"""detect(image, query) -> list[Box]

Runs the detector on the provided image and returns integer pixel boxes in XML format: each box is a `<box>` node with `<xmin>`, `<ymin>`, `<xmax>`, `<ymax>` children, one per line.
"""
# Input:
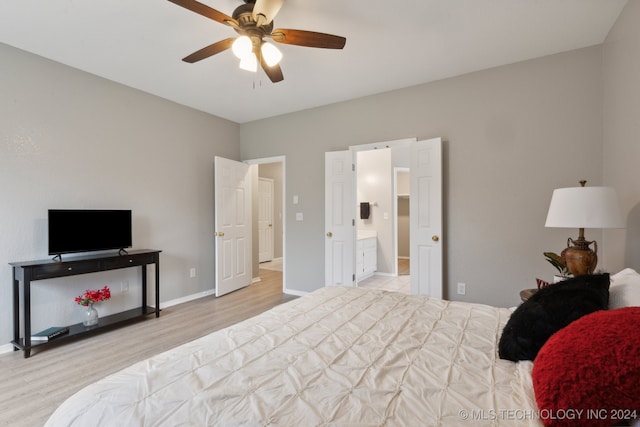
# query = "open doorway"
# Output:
<box><xmin>324</xmin><ymin>137</ymin><xmax>442</xmax><ymax>298</ymax></box>
<box><xmin>353</xmin><ymin>144</ymin><xmax>411</xmax><ymax>294</ymax></box>
<box><xmin>246</xmin><ymin>156</ymin><xmax>285</xmax><ymax>293</ymax></box>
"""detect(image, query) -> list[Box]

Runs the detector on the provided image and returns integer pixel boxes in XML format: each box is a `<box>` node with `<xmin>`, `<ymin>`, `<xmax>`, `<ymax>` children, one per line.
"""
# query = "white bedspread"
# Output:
<box><xmin>46</xmin><ymin>287</ymin><xmax>540</xmax><ymax>426</ymax></box>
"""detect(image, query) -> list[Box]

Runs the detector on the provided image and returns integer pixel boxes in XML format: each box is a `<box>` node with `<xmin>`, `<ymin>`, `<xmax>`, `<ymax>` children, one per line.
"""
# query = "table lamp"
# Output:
<box><xmin>545</xmin><ymin>180</ymin><xmax>624</xmax><ymax>276</ymax></box>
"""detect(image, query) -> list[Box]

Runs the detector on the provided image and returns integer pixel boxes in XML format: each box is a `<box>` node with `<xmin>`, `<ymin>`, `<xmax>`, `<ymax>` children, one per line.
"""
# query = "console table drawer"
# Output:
<box><xmin>101</xmin><ymin>253</ymin><xmax>156</xmax><ymax>270</ymax></box>
<box><xmin>32</xmin><ymin>261</ymin><xmax>102</xmax><ymax>279</ymax></box>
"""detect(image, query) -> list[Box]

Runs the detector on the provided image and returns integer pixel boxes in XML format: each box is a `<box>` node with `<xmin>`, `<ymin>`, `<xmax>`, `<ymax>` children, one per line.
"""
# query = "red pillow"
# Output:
<box><xmin>532</xmin><ymin>307</ymin><xmax>640</xmax><ymax>427</ymax></box>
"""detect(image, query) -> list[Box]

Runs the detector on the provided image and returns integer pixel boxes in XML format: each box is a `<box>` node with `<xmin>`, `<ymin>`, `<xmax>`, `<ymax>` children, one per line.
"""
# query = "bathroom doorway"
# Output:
<box><xmin>353</xmin><ymin>145</ymin><xmax>411</xmax><ymax>294</ymax></box>
<box><xmin>325</xmin><ymin>137</ymin><xmax>442</xmax><ymax>298</ymax></box>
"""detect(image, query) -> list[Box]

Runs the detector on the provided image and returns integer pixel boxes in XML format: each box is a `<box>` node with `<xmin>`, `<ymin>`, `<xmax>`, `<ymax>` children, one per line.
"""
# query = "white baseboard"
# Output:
<box><xmin>0</xmin><ymin>343</ymin><xmax>16</xmax><ymax>355</ymax></box>
<box><xmin>374</xmin><ymin>272</ymin><xmax>397</xmax><ymax>278</ymax></box>
<box><xmin>283</xmin><ymin>288</ymin><xmax>308</xmax><ymax>297</ymax></box>
<box><xmin>159</xmin><ymin>289</ymin><xmax>216</xmax><ymax>309</ymax></box>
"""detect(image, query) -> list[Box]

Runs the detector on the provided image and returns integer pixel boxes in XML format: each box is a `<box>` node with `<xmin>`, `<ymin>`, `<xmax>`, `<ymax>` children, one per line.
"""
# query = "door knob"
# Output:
<box><xmin>269</xmin><ymin>224</ymin><xmax>273</xmax><ymax>227</ymax></box>
<box><xmin>218</xmin><ymin>231</ymin><xmax>225</xmax><ymax>237</ymax></box>
<box><xmin>432</xmin><ymin>235</ymin><xmax>439</xmax><ymax>242</ymax></box>
<box><xmin>326</xmin><ymin>232</ymin><xmax>333</xmax><ymax>237</ymax></box>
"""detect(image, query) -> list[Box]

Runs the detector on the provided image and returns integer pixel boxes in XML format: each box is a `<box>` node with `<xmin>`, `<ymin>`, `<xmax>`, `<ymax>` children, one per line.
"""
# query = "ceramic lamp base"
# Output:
<box><xmin>562</xmin><ymin>237</ymin><xmax>597</xmax><ymax>276</ymax></box>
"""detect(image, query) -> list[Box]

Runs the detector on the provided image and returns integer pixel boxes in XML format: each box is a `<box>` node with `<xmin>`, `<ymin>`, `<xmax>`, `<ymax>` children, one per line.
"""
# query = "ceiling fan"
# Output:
<box><xmin>168</xmin><ymin>0</ymin><xmax>347</xmax><ymax>83</ymax></box>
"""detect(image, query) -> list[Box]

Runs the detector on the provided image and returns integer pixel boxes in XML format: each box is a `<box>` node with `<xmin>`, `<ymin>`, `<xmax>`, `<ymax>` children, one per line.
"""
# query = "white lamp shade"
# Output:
<box><xmin>232</xmin><ymin>36</ymin><xmax>253</xmax><ymax>59</ymax></box>
<box><xmin>545</xmin><ymin>186</ymin><xmax>624</xmax><ymax>229</ymax></box>
<box><xmin>252</xmin><ymin>0</ymin><xmax>284</xmax><ymax>26</ymax></box>
<box><xmin>239</xmin><ymin>52</ymin><xmax>258</xmax><ymax>72</ymax></box>
<box><xmin>261</xmin><ymin>42</ymin><xmax>282</xmax><ymax>67</ymax></box>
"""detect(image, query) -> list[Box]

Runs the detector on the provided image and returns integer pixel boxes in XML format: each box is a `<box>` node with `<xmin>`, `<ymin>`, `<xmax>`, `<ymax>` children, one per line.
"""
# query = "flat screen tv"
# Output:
<box><xmin>48</xmin><ymin>209</ymin><xmax>132</xmax><ymax>257</ymax></box>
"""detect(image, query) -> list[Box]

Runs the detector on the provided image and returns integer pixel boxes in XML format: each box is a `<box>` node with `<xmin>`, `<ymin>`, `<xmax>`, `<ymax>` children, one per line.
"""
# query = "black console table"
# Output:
<box><xmin>10</xmin><ymin>249</ymin><xmax>161</xmax><ymax>358</ymax></box>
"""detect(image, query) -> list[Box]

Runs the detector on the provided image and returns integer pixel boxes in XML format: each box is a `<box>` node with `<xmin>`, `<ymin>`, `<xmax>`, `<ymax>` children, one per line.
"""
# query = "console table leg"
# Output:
<box><xmin>24</xmin><ymin>277</ymin><xmax>32</xmax><ymax>357</ymax></box>
<box><xmin>141</xmin><ymin>265</ymin><xmax>147</xmax><ymax>315</ymax></box>
<box><xmin>155</xmin><ymin>259</ymin><xmax>160</xmax><ymax>318</ymax></box>
<box><xmin>12</xmin><ymin>269</ymin><xmax>20</xmax><ymax>347</ymax></box>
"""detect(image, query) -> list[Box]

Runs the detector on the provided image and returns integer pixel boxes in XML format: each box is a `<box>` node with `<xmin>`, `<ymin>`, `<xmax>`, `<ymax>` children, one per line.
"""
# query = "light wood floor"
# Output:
<box><xmin>0</xmin><ymin>269</ymin><xmax>293</xmax><ymax>427</ymax></box>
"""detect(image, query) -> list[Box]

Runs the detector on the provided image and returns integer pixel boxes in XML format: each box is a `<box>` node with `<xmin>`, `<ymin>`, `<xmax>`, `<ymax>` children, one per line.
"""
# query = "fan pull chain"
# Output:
<box><xmin>251</xmin><ymin>78</ymin><xmax>264</xmax><ymax>90</ymax></box>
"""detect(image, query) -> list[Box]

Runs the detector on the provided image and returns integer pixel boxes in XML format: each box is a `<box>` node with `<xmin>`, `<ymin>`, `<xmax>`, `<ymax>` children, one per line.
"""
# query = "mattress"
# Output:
<box><xmin>45</xmin><ymin>286</ymin><xmax>540</xmax><ymax>426</ymax></box>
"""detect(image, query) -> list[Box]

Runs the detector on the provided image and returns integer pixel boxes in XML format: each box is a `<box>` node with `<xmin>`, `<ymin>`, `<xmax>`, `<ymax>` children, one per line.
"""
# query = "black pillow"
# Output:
<box><xmin>498</xmin><ymin>273</ymin><xmax>610</xmax><ymax>362</ymax></box>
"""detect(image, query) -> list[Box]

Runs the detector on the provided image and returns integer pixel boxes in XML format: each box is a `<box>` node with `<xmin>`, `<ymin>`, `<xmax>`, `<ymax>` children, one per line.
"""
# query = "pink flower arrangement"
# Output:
<box><xmin>75</xmin><ymin>286</ymin><xmax>111</xmax><ymax>306</ymax></box>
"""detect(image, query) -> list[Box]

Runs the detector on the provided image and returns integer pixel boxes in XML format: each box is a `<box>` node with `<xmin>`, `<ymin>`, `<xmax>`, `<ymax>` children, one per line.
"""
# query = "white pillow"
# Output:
<box><xmin>609</xmin><ymin>268</ymin><xmax>640</xmax><ymax>308</ymax></box>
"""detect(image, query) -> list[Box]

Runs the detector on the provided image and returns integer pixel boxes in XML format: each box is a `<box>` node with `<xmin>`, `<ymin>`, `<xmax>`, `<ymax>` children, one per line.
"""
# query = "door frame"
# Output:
<box><xmin>245</xmin><ymin>155</ymin><xmax>286</xmax><ymax>293</ymax></box>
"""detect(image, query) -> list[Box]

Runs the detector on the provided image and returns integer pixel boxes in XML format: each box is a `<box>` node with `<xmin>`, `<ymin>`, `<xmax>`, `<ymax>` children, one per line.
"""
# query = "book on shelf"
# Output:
<box><xmin>31</xmin><ymin>326</ymin><xmax>70</xmax><ymax>342</ymax></box>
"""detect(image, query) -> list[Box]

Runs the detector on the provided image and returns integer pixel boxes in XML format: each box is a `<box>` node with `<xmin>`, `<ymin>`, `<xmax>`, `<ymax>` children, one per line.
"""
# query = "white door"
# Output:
<box><xmin>410</xmin><ymin>138</ymin><xmax>443</xmax><ymax>298</ymax></box>
<box><xmin>325</xmin><ymin>150</ymin><xmax>354</xmax><ymax>286</ymax></box>
<box><xmin>214</xmin><ymin>156</ymin><xmax>252</xmax><ymax>297</ymax></box>
<box><xmin>258</xmin><ymin>177</ymin><xmax>274</xmax><ymax>263</ymax></box>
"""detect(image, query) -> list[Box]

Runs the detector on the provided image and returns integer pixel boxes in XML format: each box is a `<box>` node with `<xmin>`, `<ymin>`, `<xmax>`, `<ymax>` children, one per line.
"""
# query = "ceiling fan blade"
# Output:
<box><xmin>271</xmin><ymin>29</ymin><xmax>346</xmax><ymax>49</ymax></box>
<box><xmin>252</xmin><ymin>0</ymin><xmax>284</xmax><ymax>26</ymax></box>
<box><xmin>182</xmin><ymin>38</ymin><xmax>235</xmax><ymax>63</ymax></box>
<box><xmin>260</xmin><ymin>57</ymin><xmax>284</xmax><ymax>83</ymax></box>
<box><xmin>167</xmin><ymin>0</ymin><xmax>238</xmax><ymax>27</ymax></box>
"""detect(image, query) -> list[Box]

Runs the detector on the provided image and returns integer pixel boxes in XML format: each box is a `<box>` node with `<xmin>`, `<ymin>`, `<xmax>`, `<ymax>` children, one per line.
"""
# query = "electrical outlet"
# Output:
<box><xmin>121</xmin><ymin>281</ymin><xmax>129</xmax><ymax>293</ymax></box>
<box><xmin>457</xmin><ymin>282</ymin><xmax>466</xmax><ymax>295</ymax></box>
<box><xmin>190</xmin><ymin>268</ymin><xmax>196</xmax><ymax>278</ymax></box>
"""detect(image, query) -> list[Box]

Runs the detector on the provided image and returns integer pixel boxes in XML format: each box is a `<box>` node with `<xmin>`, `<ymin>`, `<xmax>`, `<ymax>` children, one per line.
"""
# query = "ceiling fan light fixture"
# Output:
<box><xmin>232</xmin><ymin>35</ymin><xmax>253</xmax><ymax>59</ymax></box>
<box><xmin>239</xmin><ymin>52</ymin><xmax>258</xmax><ymax>72</ymax></box>
<box><xmin>261</xmin><ymin>42</ymin><xmax>282</xmax><ymax>67</ymax></box>
<box><xmin>254</xmin><ymin>13</ymin><xmax>267</xmax><ymax>28</ymax></box>
<box><xmin>169</xmin><ymin>0</ymin><xmax>347</xmax><ymax>83</ymax></box>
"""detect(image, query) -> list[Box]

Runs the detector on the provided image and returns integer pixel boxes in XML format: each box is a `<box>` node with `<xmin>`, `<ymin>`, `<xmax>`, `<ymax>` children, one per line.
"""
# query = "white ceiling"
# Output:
<box><xmin>0</xmin><ymin>0</ymin><xmax>628</xmax><ymax>124</ymax></box>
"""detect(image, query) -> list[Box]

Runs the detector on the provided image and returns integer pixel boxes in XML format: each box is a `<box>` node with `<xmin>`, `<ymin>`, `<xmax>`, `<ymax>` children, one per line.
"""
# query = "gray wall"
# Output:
<box><xmin>0</xmin><ymin>42</ymin><xmax>239</xmax><ymax>346</ymax></box>
<box><xmin>241</xmin><ymin>45</ymin><xmax>605</xmax><ymax>307</ymax></box>
<box><xmin>602</xmin><ymin>0</ymin><xmax>640</xmax><ymax>273</ymax></box>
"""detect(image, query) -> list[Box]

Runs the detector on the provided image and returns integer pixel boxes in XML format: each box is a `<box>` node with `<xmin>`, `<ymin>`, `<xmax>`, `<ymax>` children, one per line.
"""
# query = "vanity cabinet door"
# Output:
<box><xmin>362</xmin><ymin>238</ymin><xmax>377</xmax><ymax>276</ymax></box>
<box><xmin>356</xmin><ymin>240</ymin><xmax>364</xmax><ymax>278</ymax></box>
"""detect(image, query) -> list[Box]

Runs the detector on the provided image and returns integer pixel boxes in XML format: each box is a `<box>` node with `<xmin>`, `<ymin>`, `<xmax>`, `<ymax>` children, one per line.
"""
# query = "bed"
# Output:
<box><xmin>45</xmin><ymin>271</ymin><xmax>640</xmax><ymax>427</ymax></box>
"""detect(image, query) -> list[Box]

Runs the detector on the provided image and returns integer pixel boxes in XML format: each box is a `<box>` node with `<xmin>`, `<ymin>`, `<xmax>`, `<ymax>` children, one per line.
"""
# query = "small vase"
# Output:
<box><xmin>83</xmin><ymin>303</ymin><xmax>99</xmax><ymax>327</ymax></box>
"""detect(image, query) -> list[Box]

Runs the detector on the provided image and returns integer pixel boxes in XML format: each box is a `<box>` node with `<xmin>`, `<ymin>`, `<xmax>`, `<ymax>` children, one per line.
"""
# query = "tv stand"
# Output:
<box><xmin>10</xmin><ymin>249</ymin><xmax>161</xmax><ymax>358</ymax></box>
